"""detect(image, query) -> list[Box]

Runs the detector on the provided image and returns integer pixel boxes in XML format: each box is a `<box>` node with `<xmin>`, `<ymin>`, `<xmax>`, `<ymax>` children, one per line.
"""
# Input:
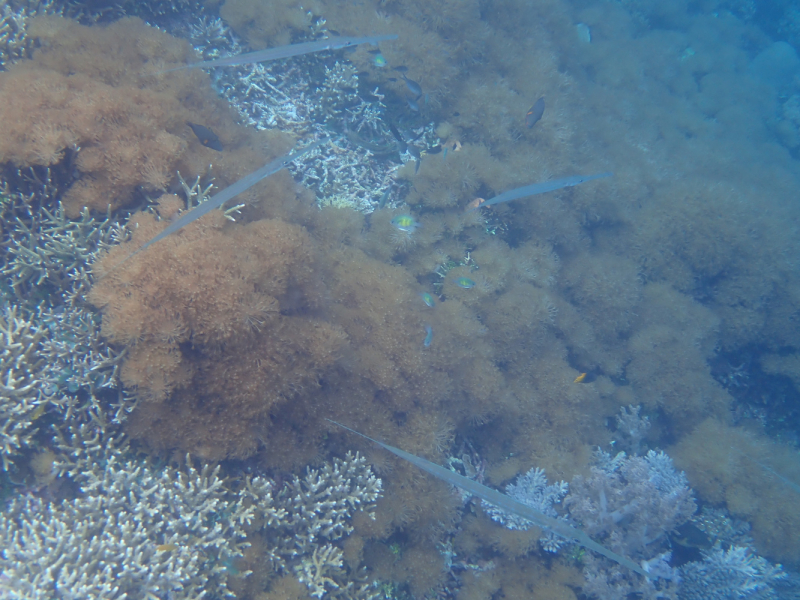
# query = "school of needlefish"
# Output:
<box><xmin>105</xmin><ymin>32</ymin><xmax>637</xmax><ymax>576</ymax></box>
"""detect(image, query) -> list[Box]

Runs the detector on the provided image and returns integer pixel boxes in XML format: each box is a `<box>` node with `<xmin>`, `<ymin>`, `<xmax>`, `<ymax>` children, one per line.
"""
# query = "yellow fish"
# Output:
<box><xmin>30</xmin><ymin>403</ymin><xmax>46</xmax><ymax>421</ymax></box>
<box><xmin>574</xmin><ymin>373</ymin><xmax>587</xmax><ymax>383</ymax></box>
<box><xmin>156</xmin><ymin>544</ymin><xmax>178</xmax><ymax>552</ymax></box>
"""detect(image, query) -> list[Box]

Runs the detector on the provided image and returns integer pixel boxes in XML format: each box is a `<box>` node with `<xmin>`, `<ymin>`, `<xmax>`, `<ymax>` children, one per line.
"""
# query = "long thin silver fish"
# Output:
<box><xmin>468</xmin><ymin>172</ymin><xmax>613</xmax><ymax>211</ymax></box>
<box><xmin>104</xmin><ymin>139</ymin><xmax>325</xmax><ymax>273</ymax></box>
<box><xmin>327</xmin><ymin>419</ymin><xmax>647</xmax><ymax>577</ymax></box>
<box><xmin>162</xmin><ymin>35</ymin><xmax>399</xmax><ymax>73</ymax></box>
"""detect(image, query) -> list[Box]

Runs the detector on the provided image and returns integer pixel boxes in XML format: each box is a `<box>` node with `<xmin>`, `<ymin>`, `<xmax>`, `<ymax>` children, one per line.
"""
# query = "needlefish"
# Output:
<box><xmin>105</xmin><ymin>139</ymin><xmax>326</xmax><ymax>273</ymax></box>
<box><xmin>161</xmin><ymin>35</ymin><xmax>398</xmax><ymax>73</ymax></box>
<box><xmin>326</xmin><ymin>419</ymin><xmax>647</xmax><ymax>577</ymax></box>
<box><xmin>466</xmin><ymin>172</ymin><xmax>613</xmax><ymax>212</ymax></box>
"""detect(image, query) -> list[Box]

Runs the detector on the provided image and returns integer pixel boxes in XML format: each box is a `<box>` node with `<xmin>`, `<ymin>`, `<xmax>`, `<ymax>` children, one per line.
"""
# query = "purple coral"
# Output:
<box><xmin>566</xmin><ymin>450</ymin><xmax>695</xmax><ymax>555</ymax></box>
<box><xmin>564</xmin><ymin>449</ymin><xmax>695</xmax><ymax>600</ymax></box>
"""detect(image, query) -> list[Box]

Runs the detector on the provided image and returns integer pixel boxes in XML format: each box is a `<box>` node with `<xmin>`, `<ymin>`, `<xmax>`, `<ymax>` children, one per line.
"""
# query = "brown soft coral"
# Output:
<box><xmin>0</xmin><ymin>15</ymin><xmax>277</xmax><ymax>217</ymax></box>
<box><xmin>89</xmin><ymin>197</ymin><xmax>346</xmax><ymax>458</ymax></box>
<box><xmin>220</xmin><ymin>0</ymin><xmax>321</xmax><ymax>48</ymax></box>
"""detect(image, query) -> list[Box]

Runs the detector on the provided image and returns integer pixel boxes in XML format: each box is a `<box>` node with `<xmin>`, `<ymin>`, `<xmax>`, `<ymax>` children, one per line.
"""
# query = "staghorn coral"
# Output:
<box><xmin>255</xmin><ymin>453</ymin><xmax>382</xmax><ymax>600</ymax></box>
<box><xmin>1</xmin><ymin>424</ymin><xmax>382</xmax><ymax>600</ymax></box>
<box><xmin>1</xmin><ymin>199</ymin><xmax>124</xmax><ymax>297</ymax></box>
<box><xmin>1</xmin><ymin>425</ymin><xmax>260</xmax><ymax>599</ymax></box>
<box><xmin>0</xmin><ymin>299</ymin><xmax>127</xmax><ymax>471</ymax></box>
<box><xmin>0</xmin><ymin>304</ymin><xmax>45</xmax><ymax>469</ymax></box>
<box><xmin>0</xmin><ymin>0</ymin><xmax>58</xmax><ymax>70</ymax></box>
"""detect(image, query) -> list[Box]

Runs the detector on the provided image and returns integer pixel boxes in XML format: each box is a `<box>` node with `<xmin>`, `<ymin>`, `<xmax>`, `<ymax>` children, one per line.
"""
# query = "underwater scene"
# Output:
<box><xmin>4</xmin><ymin>0</ymin><xmax>800</xmax><ymax>598</ymax></box>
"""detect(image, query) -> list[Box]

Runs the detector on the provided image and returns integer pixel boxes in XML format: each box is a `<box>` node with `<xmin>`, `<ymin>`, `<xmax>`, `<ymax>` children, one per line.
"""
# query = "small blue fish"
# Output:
<box><xmin>526</xmin><ymin>97</ymin><xmax>545</xmax><ymax>129</ymax></box>
<box><xmin>419</xmin><ymin>292</ymin><xmax>436</xmax><ymax>307</ymax></box>
<box><xmin>391</xmin><ymin>214</ymin><xmax>420</xmax><ymax>232</ymax></box>
<box><xmin>456</xmin><ymin>277</ymin><xmax>475</xmax><ymax>289</ymax></box>
<box><xmin>423</xmin><ymin>324</ymin><xmax>433</xmax><ymax>347</ymax></box>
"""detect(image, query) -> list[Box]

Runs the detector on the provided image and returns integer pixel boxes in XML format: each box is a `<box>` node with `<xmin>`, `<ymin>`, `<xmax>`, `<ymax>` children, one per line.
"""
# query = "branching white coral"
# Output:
<box><xmin>1</xmin><ymin>201</ymin><xmax>124</xmax><ymax>295</ymax></box>
<box><xmin>679</xmin><ymin>545</ymin><xmax>786</xmax><ymax>600</ymax></box>
<box><xmin>482</xmin><ymin>466</ymin><xmax>569</xmax><ymax>552</ymax></box>
<box><xmin>294</xmin><ymin>544</ymin><xmax>344</xmax><ymax>598</ymax></box>
<box><xmin>280</xmin><ymin>451</ymin><xmax>382</xmax><ymax>553</ymax></box>
<box><xmin>1</xmin><ymin>425</ymin><xmax>256</xmax><ymax>599</ymax></box>
<box><xmin>1</xmin><ymin>427</ymin><xmax>382</xmax><ymax>600</ymax></box>
<box><xmin>0</xmin><ymin>304</ymin><xmax>44</xmax><ymax>469</ymax></box>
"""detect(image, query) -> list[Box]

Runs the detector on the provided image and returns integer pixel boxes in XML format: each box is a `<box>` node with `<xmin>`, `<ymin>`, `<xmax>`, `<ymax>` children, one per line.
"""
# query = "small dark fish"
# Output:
<box><xmin>392</xmin><ymin>65</ymin><xmax>409</xmax><ymax>73</ymax></box>
<box><xmin>377</xmin><ymin>187</ymin><xmax>391</xmax><ymax>209</ymax></box>
<box><xmin>400</xmin><ymin>73</ymin><xmax>422</xmax><ymax>97</ymax></box>
<box><xmin>328</xmin><ymin>29</ymin><xmax>341</xmax><ymax>36</ymax></box>
<box><xmin>187</xmin><ymin>122</ymin><xmax>224</xmax><ymax>151</ymax></box>
<box><xmin>406</xmin><ymin>96</ymin><xmax>420</xmax><ymax>112</ymax></box>
<box><xmin>670</xmin><ymin>522</ymin><xmax>712</xmax><ymax>551</ymax></box>
<box><xmin>526</xmin><ymin>97</ymin><xmax>545</xmax><ymax>128</ymax></box>
<box><xmin>426</xmin><ymin>145</ymin><xmax>442</xmax><ymax>155</ymax></box>
<box><xmin>385</xmin><ymin>120</ymin><xmax>407</xmax><ymax>152</ymax></box>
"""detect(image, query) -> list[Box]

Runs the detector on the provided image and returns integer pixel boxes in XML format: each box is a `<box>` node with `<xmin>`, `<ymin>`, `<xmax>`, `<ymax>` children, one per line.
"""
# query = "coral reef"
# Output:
<box><xmin>187</xmin><ymin>12</ymin><xmax>409</xmax><ymax>213</ymax></box>
<box><xmin>1</xmin><ymin>425</ymin><xmax>258</xmax><ymax>599</ymax></box>
<box><xmin>0</xmin><ymin>425</ymin><xmax>382</xmax><ymax>600</ymax></box>
<box><xmin>0</xmin><ymin>304</ymin><xmax>45</xmax><ymax>469</ymax></box>
<box><xmin>0</xmin><ymin>198</ymin><xmax>122</xmax><ymax>297</ymax></box>
<box><xmin>679</xmin><ymin>546</ymin><xmax>785</xmax><ymax>600</ymax></box>
<box><xmin>564</xmin><ymin>450</ymin><xmax>695</xmax><ymax>599</ymax></box>
<box><xmin>614</xmin><ymin>404</ymin><xmax>651</xmax><ymax>456</ymax></box>
<box><xmin>671</xmin><ymin>420</ymin><xmax>800</xmax><ymax>563</ymax></box>
<box><xmin>0</xmin><ymin>0</ymin><xmax>57</xmax><ymax>70</ymax></box>
<box><xmin>0</xmin><ymin>298</ymin><xmax>124</xmax><ymax>471</ymax></box>
<box><xmin>0</xmin><ymin>14</ymin><xmax>300</xmax><ymax>218</ymax></box>
<box><xmin>2</xmin><ymin>0</ymin><xmax>800</xmax><ymax>598</ymax></box>
<box><xmin>88</xmin><ymin>194</ymin><xmax>348</xmax><ymax>459</ymax></box>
